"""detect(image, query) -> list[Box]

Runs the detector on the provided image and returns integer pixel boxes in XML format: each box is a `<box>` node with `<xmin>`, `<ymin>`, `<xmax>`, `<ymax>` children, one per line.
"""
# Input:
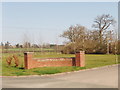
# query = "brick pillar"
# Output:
<box><xmin>75</xmin><ymin>51</ymin><xmax>85</xmax><ymax>67</ymax></box>
<box><xmin>24</xmin><ymin>52</ymin><xmax>33</xmax><ymax>69</ymax></box>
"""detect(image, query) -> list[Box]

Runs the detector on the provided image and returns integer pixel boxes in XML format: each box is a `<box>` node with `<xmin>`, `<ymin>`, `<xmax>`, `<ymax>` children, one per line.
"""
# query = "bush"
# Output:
<box><xmin>13</xmin><ymin>55</ymin><xmax>19</xmax><ymax>67</ymax></box>
<box><xmin>6</xmin><ymin>56</ymin><xmax>12</xmax><ymax>66</ymax></box>
<box><xmin>61</xmin><ymin>43</ymin><xmax>76</xmax><ymax>54</ymax></box>
<box><xmin>6</xmin><ymin>55</ymin><xmax>19</xmax><ymax>67</ymax></box>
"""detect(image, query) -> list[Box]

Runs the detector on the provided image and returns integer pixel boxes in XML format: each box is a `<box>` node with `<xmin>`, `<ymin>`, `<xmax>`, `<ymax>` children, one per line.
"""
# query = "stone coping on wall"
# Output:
<box><xmin>33</xmin><ymin>57</ymin><xmax>75</xmax><ymax>62</ymax></box>
<box><xmin>33</xmin><ymin>57</ymin><xmax>74</xmax><ymax>59</ymax></box>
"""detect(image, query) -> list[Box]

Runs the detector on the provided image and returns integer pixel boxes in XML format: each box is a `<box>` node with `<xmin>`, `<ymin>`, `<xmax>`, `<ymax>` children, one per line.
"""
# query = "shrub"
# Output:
<box><xmin>6</xmin><ymin>56</ymin><xmax>12</xmax><ymax>66</ymax></box>
<box><xmin>13</xmin><ymin>55</ymin><xmax>19</xmax><ymax>67</ymax></box>
<box><xmin>61</xmin><ymin>43</ymin><xmax>75</xmax><ymax>54</ymax></box>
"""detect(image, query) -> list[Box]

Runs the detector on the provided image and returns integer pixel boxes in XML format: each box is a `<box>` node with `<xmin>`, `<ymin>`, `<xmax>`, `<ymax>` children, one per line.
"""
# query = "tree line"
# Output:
<box><xmin>1</xmin><ymin>42</ymin><xmax>59</xmax><ymax>50</ymax></box>
<box><xmin>60</xmin><ymin>14</ymin><xmax>119</xmax><ymax>54</ymax></box>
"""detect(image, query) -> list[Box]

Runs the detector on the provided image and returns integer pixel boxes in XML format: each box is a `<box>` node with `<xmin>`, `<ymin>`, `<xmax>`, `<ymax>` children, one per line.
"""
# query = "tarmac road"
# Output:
<box><xmin>2</xmin><ymin>65</ymin><xmax>118</xmax><ymax>88</ymax></box>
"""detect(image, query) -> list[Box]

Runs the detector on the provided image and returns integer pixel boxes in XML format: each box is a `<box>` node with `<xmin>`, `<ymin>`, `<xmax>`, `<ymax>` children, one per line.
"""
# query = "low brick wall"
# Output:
<box><xmin>24</xmin><ymin>51</ymin><xmax>85</xmax><ymax>69</ymax></box>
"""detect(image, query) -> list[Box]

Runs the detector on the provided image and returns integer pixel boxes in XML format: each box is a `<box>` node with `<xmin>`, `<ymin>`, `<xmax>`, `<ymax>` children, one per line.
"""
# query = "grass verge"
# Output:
<box><xmin>2</xmin><ymin>53</ymin><xmax>119</xmax><ymax>76</ymax></box>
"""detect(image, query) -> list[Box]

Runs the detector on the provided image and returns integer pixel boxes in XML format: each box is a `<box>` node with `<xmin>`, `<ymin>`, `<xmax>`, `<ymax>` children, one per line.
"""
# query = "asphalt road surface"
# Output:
<box><xmin>2</xmin><ymin>65</ymin><xmax>118</xmax><ymax>88</ymax></box>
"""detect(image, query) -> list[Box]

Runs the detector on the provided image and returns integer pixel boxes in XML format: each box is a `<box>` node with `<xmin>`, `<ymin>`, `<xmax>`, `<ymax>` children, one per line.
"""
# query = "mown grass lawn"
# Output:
<box><xmin>1</xmin><ymin>52</ymin><xmax>119</xmax><ymax>76</ymax></box>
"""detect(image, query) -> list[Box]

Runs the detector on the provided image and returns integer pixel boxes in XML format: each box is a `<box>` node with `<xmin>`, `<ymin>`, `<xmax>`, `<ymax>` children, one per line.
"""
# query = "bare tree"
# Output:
<box><xmin>60</xmin><ymin>24</ymin><xmax>87</xmax><ymax>53</ymax></box>
<box><xmin>37</xmin><ymin>33</ymin><xmax>43</xmax><ymax>54</ymax></box>
<box><xmin>22</xmin><ymin>33</ymin><xmax>31</xmax><ymax>52</ymax></box>
<box><xmin>61</xmin><ymin>24</ymin><xmax>86</xmax><ymax>43</ymax></box>
<box><xmin>105</xmin><ymin>30</ymin><xmax>115</xmax><ymax>54</ymax></box>
<box><xmin>92</xmin><ymin>14</ymin><xmax>116</xmax><ymax>44</ymax></box>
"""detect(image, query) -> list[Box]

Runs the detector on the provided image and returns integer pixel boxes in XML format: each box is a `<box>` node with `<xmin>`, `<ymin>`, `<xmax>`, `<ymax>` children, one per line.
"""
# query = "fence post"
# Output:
<box><xmin>75</xmin><ymin>51</ymin><xmax>85</xmax><ymax>67</ymax></box>
<box><xmin>24</xmin><ymin>52</ymin><xmax>33</xmax><ymax>69</ymax></box>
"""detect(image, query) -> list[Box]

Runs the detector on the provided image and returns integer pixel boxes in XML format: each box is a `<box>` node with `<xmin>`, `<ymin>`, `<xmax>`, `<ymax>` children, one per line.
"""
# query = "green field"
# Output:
<box><xmin>1</xmin><ymin>52</ymin><xmax>119</xmax><ymax>76</ymax></box>
<box><xmin>2</xmin><ymin>48</ymin><xmax>55</xmax><ymax>52</ymax></box>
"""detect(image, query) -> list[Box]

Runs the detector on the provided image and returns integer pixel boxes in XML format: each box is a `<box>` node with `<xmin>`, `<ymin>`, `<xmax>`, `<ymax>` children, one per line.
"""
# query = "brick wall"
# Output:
<box><xmin>24</xmin><ymin>51</ymin><xmax>85</xmax><ymax>69</ymax></box>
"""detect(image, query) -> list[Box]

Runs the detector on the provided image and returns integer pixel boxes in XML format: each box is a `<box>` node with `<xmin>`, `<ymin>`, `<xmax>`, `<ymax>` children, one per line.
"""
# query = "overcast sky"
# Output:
<box><xmin>2</xmin><ymin>2</ymin><xmax>118</xmax><ymax>45</ymax></box>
